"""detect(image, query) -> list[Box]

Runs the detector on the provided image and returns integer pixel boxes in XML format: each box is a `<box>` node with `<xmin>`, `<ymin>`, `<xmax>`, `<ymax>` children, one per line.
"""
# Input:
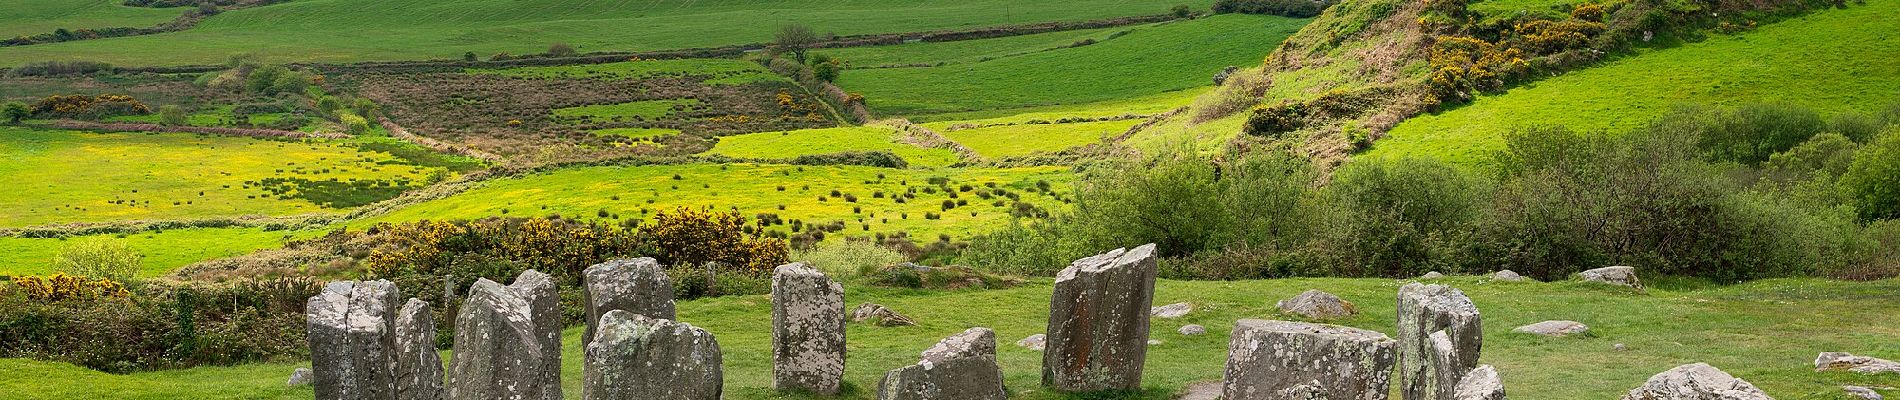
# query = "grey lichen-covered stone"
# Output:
<box><xmin>510</xmin><ymin>270</ymin><xmax>562</xmax><ymax>400</ymax></box>
<box><xmin>1513</xmin><ymin>320</ymin><xmax>1588</xmax><ymax>337</ymax></box>
<box><xmin>1579</xmin><ymin>266</ymin><xmax>1645</xmax><ymax>291</ymax></box>
<box><xmin>1421</xmin><ymin>271</ymin><xmax>1446</xmax><ymax>279</ymax></box>
<box><xmin>1454</xmin><ymin>365</ymin><xmax>1505</xmax><ymax>400</ymax></box>
<box><xmin>583</xmin><ymin>310</ymin><xmax>723</xmax><ymax>400</ymax></box>
<box><xmin>307</xmin><ymin>280</ymin><xmax>402</xmax><ymax>400</ymax></box>
<box><xmin>394</xmin><ymin>298</ymin><xmax>444</xmax><ymax>400</ymax></box>
<box><xmin>288</xmin><ymin>368</ymin><xmax>314</xmax><ymax>387</ymax></box>
<box><xmin>1621</xmin><ymin>363</ymin><xmax>1772</xmax><ymax>400</ymax></box>
<box><xmin>1043</xmin><ymin>244</ymin><xmax>1158</xmax><ymax>392</ymax></box>
<box><xmin>1398</xmin><ymin>283</ymin><xmax>1482</xmax><ymax>400</ymax></box>
<box><xmin>1816</xmin><ymin>352</ymin><xmax>1900</xmax><ymax>374</ymax></box>
<box><xmin>1016</xmin><ymin>334</ymin><xmax>1046</xmax><ymax>351</ymax></box>
<box><xmin>772</xmin><ymin>262</ymin><xmax>847</xmax><ymax>395</ymax></box>
<box><xmin>1277</xmin><ymin>289</ymin><xmax>1358</xmax><ymax>320</ymax></box>
<box><xmin>445</xmin><ymin>277</ymin><xmax>551</xmax><ymax>400</ymax></box>
<box><xmin>853</xmin><ymin>302</ymin><xmax>918</xmax><ymax>327</ymax></box>
<box><xmin>1492</xmin><ymin>270</ymin><xmax>1529</xmax><ymax>282</ymax></box>
<box><xmin>583</xmin><ymin>258</ymin><xmax>676</xmax><ymax>349</ymax></box>
<box><xmin>1179</xmin><ymin>324</ymin><xmax>1207</xmax><ymax>336</ymax></box>
<box><xmin>1151</xmin><ymin>302</ymin><xmax>1193</xmax><ymax>318</ymax></box>
<box><xmin>1844</xmin><ymin>386</ymin><xmax>1883</xmax><ymax>400</ymax></box>
<box><xmin>1222</xmin><ymin>319</ymin><xmax>1397</xmax><ymax>400</ymax></box>
<box><xmin>877</xmin><ymin>328</ymin><xmax>1006</xmax><ymax>400</ymax></box>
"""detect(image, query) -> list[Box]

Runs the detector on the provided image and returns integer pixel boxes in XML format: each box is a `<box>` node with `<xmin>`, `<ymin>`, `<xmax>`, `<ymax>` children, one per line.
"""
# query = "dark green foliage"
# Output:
<box><xmin>1842</xmin><ymin>129</ymin><xmax>1900</xmax><ymax>220</ymax></box>
<box><xmin>1213</xmin><ymin>0</ymin><xmax>1331</xmax><ymax>18</ymax></box>
<box><xmin>2</xmin><ymin>102</ymin><xmax>26</xmax><ymax>123</ymax></box>
<box><xmin>251</xmin><ymin>177</ymin><xmax>413</xmax><ymax>208</ymax></box>
<box><xmin>1658</xmin><ymin>103</ymin><xmax>1825</xmax><ymax>165</ymax></box>
<box><xmin>1313</xmin><ymin>157</ymin><xmax>1480</xmax><ymax>277</ymax></box>
<box><xmin>356</xmin><ymin>141</ymin><xmax>486</xmax><ymax>172</ymax></box>
<box><xmin>3</xmin><ymin>61</ymin><xmax>113</xmax><ymax>77</ymax></box>
<box><xmin>0</xmin><ymin>278</ymin><xmax>318</xmax><ymax>373</ymax></box>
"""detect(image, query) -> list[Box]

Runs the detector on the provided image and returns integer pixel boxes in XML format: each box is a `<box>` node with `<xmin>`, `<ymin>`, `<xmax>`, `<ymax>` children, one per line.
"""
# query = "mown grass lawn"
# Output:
<box><xmin>709</xmin><ymin>126</ymin><xmax>964</xmax><ymax>168</ymax></box>
<box><xmin>8</xmin><ymin>276</ymin><xmax>1896</xmax><ymax>399</ymax></box>
<box><xmin>0</xmin><ymin>128</ymin><xmax>448</xmax><ymax>228</ymax></box>
<box><xmin>0</xmin><ymin>227</ymin><xmax>302</xmax><ymax>278</ymax></box>
<box><xmin>0</xmin><ymin>0</ymin><xmax>180</xmax><ymax>38</ymax></box>
<box><xmin>0</xmin><ymin>0</ymin><xmax>1218</xmax><ymax>67</ymax></box>
<box><xmin>353</xmin><ymin>163</ymin><xmax>1074</xmax><ymax>242</ymax></box>
<box><xmin>1367</xmin><ymin>1</ymin><xmax>1900</xmax><ymax>166</ymax></box>
<box><xmin>836</xmin><ymin>14</ymin><xmax>1307</xmax><ymax>117</ymax></box>
<box><xmin>939</xmin><ymin>119</ymin><xmax>1142</xmax><ymax>158</ymax></box>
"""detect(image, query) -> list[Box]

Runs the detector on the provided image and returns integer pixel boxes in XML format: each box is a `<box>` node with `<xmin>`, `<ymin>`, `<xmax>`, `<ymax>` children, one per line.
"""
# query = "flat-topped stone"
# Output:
<box><xmin>1514</xmin><ymin>320</ymin><xmax>1588</xmax><ymax>337</ymax></box>
<box><xmin>1398</xmin><ymin>283</ymin><xmax>1482</xmax><ymax>400</ymax></box>
<box><xmin>583</xmin><ymin>258</ymin><xmax>676</xmax><ymax>348</ymax></box>
<box><xmin>584</xmin><ymin>311</ymin><xmax>723</xmax><ymax>400</ymax></box>
<box><xmin>1277</xmin><ymin>289</ymin><xmax>1357</xmax><ymax>320</ymax></box>
<box><xmin>1579</xmin><ymin>266</ymin><xmax>1644</xmax><ymax>291</ymax></box>
<box><xmin>1152</xmin><ymin>302</ymin><xmax>1193</xmax><ymax>318</ymax></box>
<box><xmin>1043</xmin><ymin>244</ymin><xmax>1158</xmax><ymax>392</ymax></box>
<box><xmin>773</xmin><ymin>262</ymin><xmax>847</xmax><ymax>395</ymax></box>
<box><xmin>921</xmin><ymin>327</ymin><xmax>996</xmax><ymax>365</ymax></box>
<box><xmin>1817</xmin><ymin>352</ymin><xmax>1900</xmax><ymax>374</ymax></box>
<box><xmin>307</xmin><ymin>280</ymin><xmax>402</xmax><ymax>400</ymax></box>
<box><xmin>1223</xmin><ymin>319</ymin><xmax>1397</xmax><ymax>400</ymax></box>
<box><xmin>1622</xmin><ymin>363</ymin><xmax>1771</xmax><ymax>400</ymax></box>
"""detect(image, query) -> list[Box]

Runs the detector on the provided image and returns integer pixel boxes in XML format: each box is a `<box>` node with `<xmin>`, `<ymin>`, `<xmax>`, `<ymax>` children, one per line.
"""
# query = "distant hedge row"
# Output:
<box><xmin>1213</xmin><ymin>0</ymin><xmax>1332</xmax><ymax>18</ymax></box>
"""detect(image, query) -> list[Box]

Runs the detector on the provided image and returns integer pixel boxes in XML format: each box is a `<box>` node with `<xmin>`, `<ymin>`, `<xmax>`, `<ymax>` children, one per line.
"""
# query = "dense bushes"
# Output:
<box><xmin>0</xmin><ymin>277</ymin><xmax>318</xmax><ymax>373</ymax></box>
<box><xmin>644</xmin><ymin>207</ymin><xmax>791</xmax><ymax>274</ymax></box>
<box><xmin>1213</xmin><ymin>0</ymin><xmax>1332</xmax><ymax>18</ymax></box>
<box><xmin>28</xmin><ymin>94</ymin><xmax>152</xmax><ymax>120</ymax></box>
<box><xmin>3</xmin><ymin>61</ymin><xmax>113</xmax><ymax>77</ymax></box>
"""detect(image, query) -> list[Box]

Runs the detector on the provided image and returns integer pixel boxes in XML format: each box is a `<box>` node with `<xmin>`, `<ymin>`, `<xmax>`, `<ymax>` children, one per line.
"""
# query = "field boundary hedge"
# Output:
<box><xmin>34</xmin><ymin>120</ymin><xmax>347</xmax><ymax>140</ymax></box>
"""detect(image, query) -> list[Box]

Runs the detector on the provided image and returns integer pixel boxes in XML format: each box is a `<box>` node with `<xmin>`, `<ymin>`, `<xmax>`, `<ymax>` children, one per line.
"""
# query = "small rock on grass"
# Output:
<box><xmin>1844</xmin><ymin>386</ymin><xmax>1882</xmax><ymax>400</ymax></box>
<box><xmin>1513</xmin><ymin>320</ymin><xmax>1589</xmax><ymax>337</ymax></box>
<box><xmin>1015</xmin><ymin>334</ymin><xmax>1045</xmax><ymax>351</ymax></box>
<box><xmin>1152</xmin><ymin>302</ymin><xmax>1192</xmax><ymax>318</ymax></box>
<box><xmin>287</xmin><ymin>368</ymin><xmax>312</xmax><ymax>387</ymax></box>
<box><xmin>1179</xmin><ymin>324</ymin><xmax>1206</xmax><ymax>336</ymax></box>
<box><xmin>1276</xmin><ymin>289</ymin><xmax>1357</xmax><ymax>320</ymax></box>
<box><xmin>1420</xmin><ymin>271</ymin><xmax>1446</xmax><ymax>279</ymax></box>
<box><xmin>1817</xmin><ymin>352</ymin><xmax>1900</xmax><ymax>374</ymax></box>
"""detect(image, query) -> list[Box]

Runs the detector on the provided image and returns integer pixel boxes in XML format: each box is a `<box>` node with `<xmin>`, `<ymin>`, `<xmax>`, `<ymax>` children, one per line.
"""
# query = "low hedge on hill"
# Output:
<box><xmin>1213</xmin><ymin>0</ymin><xmax>1332</xmax><ymax>18</ymax></box>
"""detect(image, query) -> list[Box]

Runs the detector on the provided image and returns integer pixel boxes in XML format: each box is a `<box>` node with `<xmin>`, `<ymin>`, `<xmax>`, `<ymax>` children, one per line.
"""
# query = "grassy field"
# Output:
<box><xmin>939</xmin><ymin>119</ymin><xmax>1141</xmax><ymax>158</ymax></box>
<box><xmin>353</xmin><ymin>163</ymin><xmax>1072</xmax><ymax>241</ymax></box>
<box><xmin>1366</xmin><ymin>1</ymin><xmax>1900</xmax><ymax>165</ymax></box>
<box><xmin>0</xmin><ymin>227</ymin><xmax>300</xmax><ymax>278</ymax></box>
<box><xmin>816</xmin><ymin>25</ymin><xmax>1126</xmax><ymax>68</ymax></box>
<box><xmin>0</xmin><ymin>0</ymin><xmax>180</xmax><ymax>38</ymax></box>
<box><xmin>471</xmin><ymin>58</ymin><xmax>787</xmax><ymax>86</ymax></box>
<box><xmin>916</xmin><ymin>87</ymin><xmax>1208</xmax><ymax>124</ymax></box>
<box><xmin>8</xmin><ymin>276</ymin><xmax>1897</xmax><ymax>399</ymax></box>
<box><xmin>0</xmin><ymin>128</ymin><xmax>449</xmax><ymax>228</ymax></box>
<box><xmin>835</xmin><ymin>14</ymin><xmax>1307</xmax><ymax>117</ymax></box>
<box><xmin>0</xmin><ymin>0</ymin><xmax>1218</xmax><ymax>67</ymax></box>
<box><xmin>708</xmin><ymin>127</ymin><xmax>963</xmax><ymax>167</ymax></box>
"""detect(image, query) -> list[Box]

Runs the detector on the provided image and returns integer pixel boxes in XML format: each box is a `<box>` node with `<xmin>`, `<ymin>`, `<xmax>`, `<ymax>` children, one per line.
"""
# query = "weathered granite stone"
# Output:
<box><xmin>1152</xmin><ymin>302</ymin><xmax>1193</xmax><ymax>318</ymax></box>
<box><xmin>1043</xmin><ymin>244</ymin><xmax>1159</xmax><ymax>392</ymax></box>
<box><xmin>1513</xmin><ymin>320</ymin><xmax>1588</xmax><ymax>337</ymax></box>
<box><xmin>394</xmin><ymin>298</ymin><xmax>443</xmax><ymax>400</ymax></box>
<box><xmin>1492</xmin><ymin>270</ymin><xmax>1529</xmax><ymax>282</ymax></box>
<box><xmin>307</xmin><ymin>280</ymin><xmax>402</xmax><ymax>400</ymax></box>
<box><xmin>288</xmin><ymin>368</ymin><xmax>314</xmax><ymax>387</ymax></box>
<box><xmin>1844</xmin><ymin>386</ymin><xmax>1883</xmax><ymax>400</ymax></box>
<box><xmin>1277</xmin><ymin>289</ymin><xmax>1358</xmax><ymax>320</ymax></box>
<box><xmin>1817</xmin><ymin>352</ymin><xmax>1900</xmax><ymax>374</ymax></box>
<box><xmin>772</xmin><ymin>262</ymin><xmax>847</xmax><ymax>395</ymax></box>
<box><xmin>583</xmin><ymin>258</ymin><xmax>676</xmax><ymax>349</ymax></box>
<box><xmin>1016</xmin><ymin>334</ymin><xmax>1045</xmax><ymax>351</ymax></box>
<box><xmin>583</xmin><ymin>310</ymin><xmax>723</xmax><ymax>400</ymax></box>
<box><xmin>1180</xmin><ymin>324</ymin><xmax>1207</xmax><ymax>336</ymax></box>
<box><xmin>1579</xmin><ymin>266</ymin><xmax>1644</xmax><ymax>291</ymax></box>
<box><xmin>877</xmin><ymin>328</ymin><xmax>1006</xmax><ymax>400</ymax></box>
<box><xmin>853</xmin><ymin>302</ymin><xmax>918</xmax><ymax>327</ymax></box>
<box><xmin>1398</xmin><ymin>283</ymin><xmax>1482</xmax><ymax>400</ymax></box>
<box><xmin>1214</xmin><ymin>65</ymin><xmax>1240</xmax><ymax>86</ymax></box>
<box><xmin>1178</xmin><ymin>381</ymin><xmax>1223</xmax><ymax>400</ymax></box>
<box><xmin>1421</xmin><ymin>271</ymin><xmax>1446</xmax><ymax>279</ymax></box>
<box><xmin>1454</xmin><ymin>365</ymin><xmax>1506</xmax><ymax>400</ymax></box>
<box><xmin>445</xmin><ymin>277</ymin><xmax>550</xmax><ymax>400</ymax></box>
<box><xmin>1223</xmin><ymin>319</ymin><xmax>1397</xmax><ymax>400</ymax></box>
<box><xmin>510</xmin><ymin>270</ymin><xmax>561</xmax><ymax>400</ymax></box>
<box><xmin>1621</xmin><ymin>363</ymin><xmax>1772</xmax><ymax>400</ymax></box>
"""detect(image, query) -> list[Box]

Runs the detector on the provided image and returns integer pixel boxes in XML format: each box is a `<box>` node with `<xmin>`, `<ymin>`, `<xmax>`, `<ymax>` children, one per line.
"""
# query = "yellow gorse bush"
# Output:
<box><xmin>9</xmin><ymin>273</ymin><xmax>130</xmax><ymax>301</ymax></box>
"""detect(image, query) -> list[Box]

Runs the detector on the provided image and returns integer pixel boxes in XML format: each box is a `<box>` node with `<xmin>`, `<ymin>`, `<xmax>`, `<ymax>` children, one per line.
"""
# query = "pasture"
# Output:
<box><xmin>0</xmin><ymin>0</ymin><xmax>179</xmax><ymax>38</ymax></box>
<box><xmin>708</xmin><ymin>127</ymin><xmax>963</xmax><ymax>167</ymax></box>
<box><xmin>940</xmin><ymin>119</ymin><xmax>1141</xmax><ymax>158</ymax></box>
<box><xmin>1366</xmin><ymin>0</ymin><xmax>1900</xmax><ymax>165</ymax></box>
<box><xmin>0</xmin><ymin>227</ymin><xmax>300</xmax><ymax>278</ymax></box>
<box><xmin>8</xmin><ymin>276</ymin><xmax>1897</xmax><ymax>399</ymax></box>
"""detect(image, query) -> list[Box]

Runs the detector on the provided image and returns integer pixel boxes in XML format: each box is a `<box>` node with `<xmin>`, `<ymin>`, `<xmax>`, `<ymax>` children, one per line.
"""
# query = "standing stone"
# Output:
<box><xmin>772</xmin><ymin>262</ymin><xmax>847</xmax><ymax>395</ymax></box>
<box><xmin>1277</xmin><ymin>289</ymin><xmax>1358</xmax><ymax>320</ymax></box>
<box><xmin>1513</xmin><ymin>320</ymin><xmax>1588</xmax><ymax>337</ymax></box>
<box><xmin>1816</xmin><ymin>352</ymin><xmax>1900</xmax><ymax>374</ymax></box>
<box><xmin>1454</xmin><ymin>365</ymin><xmax>1505</xmax><ymax>400</ymax></box>
<box><xmin>584</xmin><ymin>310</ymin><xmax>723</xmax><ymax>400</ymax></box>
<box><xmin>394</xmin><ymin>298</ymin><xmax>444</xmax><ymax>400</ymax></box>
<box><xmin>878</xmin><ymin>327</ymin><xmax>1006</xmax><ymax>400</ymax></box>
<box><xmin>307</xmin><ymin>280</ymin><xmax>403</xmax><ymax>400</ymax></box>
<box><xmin>1043</xmin><ymin>244</ymin><xmax>1159</xmax><ymax>392</ymax></box>
<box><xmin>1844</xmin><ymin>386</ymin><xmax>1883</xmax><ymax>400</ymax></box>
<box><xmin>1621</xmin><ymin>363</ymin><xmax>1772</xmax><ymax>400</ymax></box>
<box><xmin>1579</xmin><ymin>266</ymin><xmax>1644</xmax><ymax>291</ymax></box>
<box><xmin>1222</xmin><ymin>319</ymin><xmax>1397</xmax><ymax>400</ymax></box>
<box><xmin>1398</xmin><ymin>283</ymin><xmax>1482</xmax><ymax>400</ymax></box>
<box><xmin>445</xmin><ymin>277</ymin><xmax>551</xmax><ymax>400</ymax></box>
<box><xmin>583</xmin><ymin>258</ymin><xmax>676</xmax><ymax>349</ymax></box>
<box><xmin>510</xmin><ymin>270</ymin><xmax>561</xmax><ymax>400</ymax></box>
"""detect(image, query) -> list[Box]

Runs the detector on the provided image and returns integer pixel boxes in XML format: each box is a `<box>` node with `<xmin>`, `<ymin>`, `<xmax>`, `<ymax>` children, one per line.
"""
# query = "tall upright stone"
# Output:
<box><xmin>1223</xmin><ymin>319</ymin><xmax>1397</xmax><ymax>400</ymax></box>
<box><xmin>1043</xmin><ymin>244</ymin><xmax>1159</xmax><ymax>392</ymax></box>
<box><xmin>1398</xmin><ymin>283</ymin><xmax>1483</xmax><ymax>400</ymax></box>
<box><xmin>877</xmin><ymin>327</ymin><xmax>1007</xmax><ymax>400</ymax></box>
<box><xmin>772</xmin><ymin>262</ymin><xmax>847</xmax><ymax>395</ymax></box>
<box><xmin>584</xmin><ymin>310</ymin><xmax>723</xmax><ymax>400</ymax></box>
<box><xmin>307</xmin><ymin>280</ymin><xmax>403</xmax><ymax>400</ymax></box>
<box><xmin>583</xmin><ymin>258</ymin><xmax>676</xmax><ymax>348</ymax></box>
<box><xmin>445</xmin><ymin>272</ymin><xmax>557</xmax><ymax>400</ymax></box>
<box><xmin>394</xmin><ymin>298</ymin><xmax>444</xmax><ymax>400</ymax></box>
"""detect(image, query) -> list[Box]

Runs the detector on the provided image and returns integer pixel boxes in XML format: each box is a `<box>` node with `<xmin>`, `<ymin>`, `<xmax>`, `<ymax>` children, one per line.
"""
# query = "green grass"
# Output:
<box><xmin>471</xmin><ymin>58</ymin><xmax>786</xmax><ymax>85</ymax></box>
<box><xmin>708</xmin><ymin>127</ymin><xmax>963</xmax><ymax>168</ymax></box>
<box><xmin>553</xmin><ymin>99</ymin><xmax>701</xmax><ymax>121</ymax></box>
<box><xmin>0</xmin><ymin>227</ymin><xmax>300</xmax><ymax>278</ymax></box>
<box><xmin>938</xmin><ymin>119</ymin><xmax>1141</xmax><ymax>158</ymax></box>
<box><xmin>9</xmin><ymin>276</ymin><xmax>1897</xmax><ymax>399</ymax></box>
<box><xmin>0</xmin><ymin>128</ymin><xmax>448</xmax><ymax>228</ymax></box>
<box><xmin>353</xmin><ymin>163</ymin><xmax>1073</xmax><ymax>241</ymax></box>
<box><xmin>0</xmin><ymin>0</ymin><xmax>180</xmax><ymax>38</ymax></box>
<box><xmin>916</xmin><ymin>87</ymin><xmax>1209</xmax><ymax>124</ymax></box>
<box><xmin>590</xmin><ymin>127</ymin><xmax>680</xmax><ymax>140</ymax></box>
<box><xmin>835</xmin><ymin>14</ymin><xmax>1307</xmax><ymax>117</ymax></box>
<box><xmin>0</xmin><ymin>0</ymin><xmax>1218</xmax><ymax>67</ymax></box>
<box><xmin>815</xmin><ymin>26</ymin><xmax>1126</xmax><ymax>68</ymax></box>
<box><xmin>1366</xmin><ymin>1</ymin><xmax>1900</xmax><ymax>165</ymax></box>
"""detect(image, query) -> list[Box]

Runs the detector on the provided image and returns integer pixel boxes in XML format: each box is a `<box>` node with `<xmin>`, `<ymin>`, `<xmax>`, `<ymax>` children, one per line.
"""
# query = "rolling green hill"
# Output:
<box><xmin>0</xmin><ymin>0</ymin><xmax>1215</xmax><ymax>67</ymax></box>
<box><xmin>708</xmin><ymin>127</ymin><xmax>963</xmax><ymax>167</ymax></box>
<box><xmin>1365</xmin><ymin>1</ymin><xmax>1900</xmax><ymax>165</ymax></box>
<box><xmin>0</xmin><ymin>0</ymin><xmax>179</xmax><ymax>38</ymax></box>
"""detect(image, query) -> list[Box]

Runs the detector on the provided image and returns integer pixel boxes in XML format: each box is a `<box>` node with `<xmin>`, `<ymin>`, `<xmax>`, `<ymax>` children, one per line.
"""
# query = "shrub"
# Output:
<box><xmin>1212</xmin><ymin>0</ymin><xmax>1330</xmax><ymax>18</ymax></box>
<box><xmin>810</xmin><ymin>53</ymin><xmax>843</xmax><ymax>82</ymax></box>
<box><xmin>3</xmin><ymin>60</ymin><xmax>112</xmax><ymax>77</ymax></box>
<box><xmin>1312</xmin><ymin>157</ymin><xmax>1480</xmax><ymax>277</ymax></box>
<box><xmin>29</xmin><ymin>94</ymin><xmax>152</xmax><ymax>119</ymax></box>
<box><xmin>3</xmin><ymin>102</ymin><xmax>28</xmax><ymax>123</ymax></box>
<box><xmin>645</xmin><ymin>207</ymin><xmax>790</xmax><ymax>274</ymax></box>
<box><xmin>0</xmin><ymin>278</ymin><xmax>316</xmax><ymax>373</ymax></box>
<box><xmin>339</xmin><ymin>113</ymin><xmax>370</xmax><ymax>135</ymax></box>
<box><xmin>159</xmin><ymin>105</ymin><xmax>188</xmax><ymax>126</ymax></box>
<box><xmin>1841</xmin><ymin>128</ymin><xmax>1900</xmax><ymax>220</ymax></box>
<box><xmin>1192</xmin><ymin>68</ymin><xmax>1269</xmax><ymax>123</ymax></box>
<box><xmin>547</xmin><ymin>43</ymin><xmax>576</xmax><ymax>57</ymax></box>
<box><xmin>53</xmin><ymin>238</ymin><xmax>143</xmax><ymax>283</ymax></box>
<box><xmin>1653</xmin><ymin>103</ymin><xmax>1825</xmax><ymax>165</ymax></box>
<box><xmin>9</xmin><ymin>274</ymin><xmax>130</xmax><ymax>301</ymax></box>
<box><xmin>793</xmin><ymin>239</ymin><xmax>907</xmax><ymax>278</ymax></box>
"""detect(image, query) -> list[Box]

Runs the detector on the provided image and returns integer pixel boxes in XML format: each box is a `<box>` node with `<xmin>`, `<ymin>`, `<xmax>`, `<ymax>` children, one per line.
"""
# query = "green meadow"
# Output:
<box><xmin>10</xmin><ymin>276</ymin><xmax>1897</xmax><ymax>399</ymax></box>
<box><xmin>354</xmin><ymin>163</ymin><xmax>1073</xmax><ymax>241</ymax></box>
<box><xmin>472</xmin><ymin>58</ymin><xmax>787</xmax><ymax>85</ymax></box>
<box><xmin>835</xmin><ymin>14</ymin><xmax>1308</xmax><ymax>117</ymax></box>
<box><xmin>815</xmin><ymin>26</ymin><xmax>1127</xmax><ymax>68</ymax></box>
<box><xmin>0</xmin><ymin>227</ymin><xmax>299</xmax><ymax>278</ymax></box>
<box><xmin>709</xmin><ymin>127</ymin><xmax>963</xmax><ymax>167</ymax></box>
<box><xmin>0</xmin><ymin>0</ymin><xmax>179</xmax><ymax>38</ymax></box>
<box><xmin>940</xmin><ymin>119</ymin><xmax>1141</xmax><ymax>158</ymax></box>
<box><xmin>916</xmin><ymin>87</ymin><xmax>1208</xmax><ymax>124</ymax></box>
<box><xmin>1367</xmin><ymin>0</ymin><xmax>1900</xmax><ymax>165</ymax></box>
<box><xmin>0</xmin><ymin>0</ymin><xmax>1218</xmax><ymax>67</ymax></box>
<box><xmin>0</xmin><ymin>128</ymin><xmax>448</xmax><ymax>228</ymax></box>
